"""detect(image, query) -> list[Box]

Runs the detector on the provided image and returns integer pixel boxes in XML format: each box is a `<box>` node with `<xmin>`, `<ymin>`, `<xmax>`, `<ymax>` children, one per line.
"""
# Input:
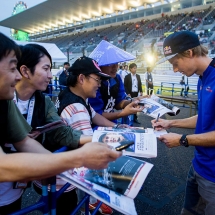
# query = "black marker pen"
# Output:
<box><xmin>115</xmin><ymin>141</ymin><xmax>134</xmax><ymax>151</ymax></box>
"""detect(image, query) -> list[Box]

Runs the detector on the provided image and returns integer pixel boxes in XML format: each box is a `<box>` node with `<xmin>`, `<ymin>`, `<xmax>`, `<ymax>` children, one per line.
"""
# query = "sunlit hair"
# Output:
<box><xmin>177</xmin><ymin>45</ymin><xmax>208</xmax><ymax>58</ymax></box>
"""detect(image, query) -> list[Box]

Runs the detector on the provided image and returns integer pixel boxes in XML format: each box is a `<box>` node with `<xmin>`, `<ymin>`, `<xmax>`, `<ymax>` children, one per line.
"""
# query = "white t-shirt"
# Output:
<box><xmin>131</xmin><ymin>74</ymin><xmax>138</xmax><ymax>92</ymax></box>
<box><xmin>0</xmin><ymin>182</ymin><xmax>23</xmax><ymax>206</ymax></box>
<box><xmin>16</xmin><ymin>98</ymin><xmax>28</xmax><ymax>114</ymax></box>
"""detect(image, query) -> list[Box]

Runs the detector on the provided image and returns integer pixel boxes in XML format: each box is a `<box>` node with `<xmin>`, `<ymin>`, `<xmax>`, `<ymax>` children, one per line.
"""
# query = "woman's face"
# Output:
<box><xmin>28</xmin><ymin>55</ymin><xmax>52</xmax><ymax>91</ymax></box>
<box><xmin>102</xmin><ymin>133</ymin><xmax>125</xmax><ymax>143</ymax></box>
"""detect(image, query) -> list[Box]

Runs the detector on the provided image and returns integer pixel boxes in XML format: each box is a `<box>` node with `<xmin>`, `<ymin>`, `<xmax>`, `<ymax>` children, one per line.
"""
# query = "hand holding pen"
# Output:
<box><xmin>155</xmin><ymin>113</ymin><xmax>160</xmax><ymax>123</ymax></box>
<box><xmin>151</xmin><ymin>114</ymin><xmax>172</xmax><ymax>131</ymax></box>
<box><xmin>154</xmin><ymin>113</ymin><xmax>160</xmax><ymax>130</ymax></box>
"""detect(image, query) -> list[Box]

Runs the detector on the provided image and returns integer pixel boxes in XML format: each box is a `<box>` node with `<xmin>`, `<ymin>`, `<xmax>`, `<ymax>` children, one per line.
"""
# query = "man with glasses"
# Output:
<box><xmin>57</xmin><ymin>56</ymin><xmax>129</xmax><ymax>214</ymax></box>
<box><xmin>58</xmin><ymin>56</ymin><xmax>124</xmax><ymax>134</ymax></box>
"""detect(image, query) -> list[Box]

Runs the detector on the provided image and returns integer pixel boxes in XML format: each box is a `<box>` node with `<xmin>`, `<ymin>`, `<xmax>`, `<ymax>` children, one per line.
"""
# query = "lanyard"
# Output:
<box><xmin>13</xmin><ymin>91</ymin><xmax>35</xmax><ymax>125</ymax></box>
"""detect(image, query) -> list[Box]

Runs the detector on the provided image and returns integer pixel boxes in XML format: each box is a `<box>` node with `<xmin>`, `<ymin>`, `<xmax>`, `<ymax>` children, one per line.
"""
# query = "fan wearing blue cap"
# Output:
<box><xmin>88</xmin><ymin>40</ymin><xmax>145</xmax><ymax>124</ymax></box>
<box><xmin>152</xmin><ymin>31</ymin><xmax>215</xmax><ymax>215</ymax></box>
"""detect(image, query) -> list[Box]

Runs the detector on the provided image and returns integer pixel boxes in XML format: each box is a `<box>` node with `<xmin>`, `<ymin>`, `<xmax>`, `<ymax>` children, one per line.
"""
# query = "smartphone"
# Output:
<box><xmin>115</xmin><ymin>141</ymin><xmax>134</xmax><ymax>151</ymax></box>
<box><xmin>138</xmin><ymin>102</ymin><xmax>145</xmax><ymax>106</ymax></box>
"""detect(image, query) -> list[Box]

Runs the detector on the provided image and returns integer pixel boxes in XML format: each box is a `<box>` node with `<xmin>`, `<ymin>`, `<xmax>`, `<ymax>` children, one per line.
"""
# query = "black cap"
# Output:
<box><xmin>157</xmin><ymin>31</ymin><xmax>200</xmax><ymax>64</ymax></box>
<box><xmin>69</xmin><ymin>56</ymin><xmax>110</xmax><ymax>79</ymax></box>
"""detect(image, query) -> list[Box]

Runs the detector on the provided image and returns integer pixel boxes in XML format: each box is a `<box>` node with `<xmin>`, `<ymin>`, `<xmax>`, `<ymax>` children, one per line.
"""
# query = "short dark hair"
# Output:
<box><xmin>67</xmin><ymin>69</ymin><xmax>90</xmax><ymax>87</ymax></box>
<box><xmin>98</xmin><ymin>133</ymin><xmax>127</xmax><ymax>143</ymax></box>
<box><xmin>129</xmin><ymin>63</ymin><xmax>137</xmax><ymax>70</ymax></box>
<box><xmin>0</xmin><ymin>32</ymin><xmax>21</xmax><ymax>62</ymax></box>
<box><xmin>64</xmin><ymin>62</ymin><xmax>70</xmax><ymax>66</ymax></box>
<box><xmin>17</xmin><ymin>44</ymin><xmax>52</xmax><ymax>75</ymax></box>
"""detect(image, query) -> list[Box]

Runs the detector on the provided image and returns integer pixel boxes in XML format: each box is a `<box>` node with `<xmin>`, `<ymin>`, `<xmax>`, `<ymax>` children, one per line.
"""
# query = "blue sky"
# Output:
<box><xmin>0</xmin><ymin>0</ymin><xmax>45</xmax><ymax>36</ymax></box>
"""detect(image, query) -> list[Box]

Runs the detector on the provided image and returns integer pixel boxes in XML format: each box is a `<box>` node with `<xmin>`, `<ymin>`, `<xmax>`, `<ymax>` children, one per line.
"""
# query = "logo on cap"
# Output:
<box><xmin>164</xmin><ymin>46</ymin><xmax>172</xmax><ymax>55</ymax></box>
<box><xmin>92</xmin><ymin>60</ymin><xmax>101</xmax><ymax>71</ymax></box>
<box><xmin>206</xmin><ymin>86</ymin><xmax>212</xmax><ymax>92</ymax></box>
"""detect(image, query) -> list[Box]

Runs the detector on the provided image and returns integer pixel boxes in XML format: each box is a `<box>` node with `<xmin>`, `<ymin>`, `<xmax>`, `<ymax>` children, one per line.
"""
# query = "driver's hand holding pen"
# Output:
<box><xmin>151</xmin><ymin>118</ymin><xmax>172</xmax><ymax>130</ymax></box>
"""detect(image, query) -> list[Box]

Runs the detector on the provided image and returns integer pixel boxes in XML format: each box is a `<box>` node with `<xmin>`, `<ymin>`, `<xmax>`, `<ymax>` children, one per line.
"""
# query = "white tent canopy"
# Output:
<box><xmin>14</xmin><ymin>40</ymin><xmax>67</xmax><ymax>62</ymax></box>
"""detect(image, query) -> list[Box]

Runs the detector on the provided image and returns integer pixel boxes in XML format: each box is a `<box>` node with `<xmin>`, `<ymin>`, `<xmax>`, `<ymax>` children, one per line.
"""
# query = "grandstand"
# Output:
<box><xmin>1</xmin><ymin>0</ymin><xmax>215</xmax><ymax>75</ymax></box>
<box><xmin>1</xmin><ymin>0</ymin><xmax>215</xmax><ymax>87</ymax></box>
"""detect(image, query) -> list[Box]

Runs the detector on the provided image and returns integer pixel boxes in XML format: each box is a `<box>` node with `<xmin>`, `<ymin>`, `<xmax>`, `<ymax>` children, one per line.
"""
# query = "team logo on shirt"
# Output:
<box><xmin>104</xmin><ymin>97</ymin><xmax>115</xmax><ymax>113</ymax></box>
<box><xmin>206</xmin><ymin>86</ymin><xmax>212</xmax><ymax>92</ymax></box>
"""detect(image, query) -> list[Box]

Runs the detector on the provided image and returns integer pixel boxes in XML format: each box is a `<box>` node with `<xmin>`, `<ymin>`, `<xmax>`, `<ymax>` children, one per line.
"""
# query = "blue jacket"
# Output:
<box><xmin>59</xmin><ymin>71</ymin><xmax>68</xmax><ymax>86</ymax></box>
<box><xmin>89</xmin><ymin>74</ymin><xmax>126</xmax><ymax>115</ymax></box>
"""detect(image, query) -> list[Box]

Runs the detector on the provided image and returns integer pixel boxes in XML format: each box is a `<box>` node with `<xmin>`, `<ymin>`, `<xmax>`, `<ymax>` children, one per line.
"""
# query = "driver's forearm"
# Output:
<box><xmin>169</xmin><ymin>115</ymin><xmax>197</xmax><ymax>129</ymax></box>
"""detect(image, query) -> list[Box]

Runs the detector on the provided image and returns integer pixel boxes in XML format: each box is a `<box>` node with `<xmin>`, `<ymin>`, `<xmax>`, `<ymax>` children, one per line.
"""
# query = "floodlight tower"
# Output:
<box><xmin>10</xmin><ymin>1</ymin><xmax>29</xmax><ymax>41</ymax></box>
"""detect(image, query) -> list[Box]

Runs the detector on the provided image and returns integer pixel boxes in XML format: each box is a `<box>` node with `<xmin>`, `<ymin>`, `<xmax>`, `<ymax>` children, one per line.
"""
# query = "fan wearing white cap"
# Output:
<box><xmin>88</xmin><ymin>40</ymin><xmax>145</xmax><ymax>124</ymax></box>
<box><xmin>152</xmin><ymin>31</ymin><xmax>215</xmax><ymax>215</ymax></box>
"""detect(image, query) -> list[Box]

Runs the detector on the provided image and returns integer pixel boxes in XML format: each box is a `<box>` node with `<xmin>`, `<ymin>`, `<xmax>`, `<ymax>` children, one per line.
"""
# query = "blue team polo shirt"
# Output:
<box><xmin>193</xmin><ymin>64</ymin><xmax>215</xmax><ymax>182</ymax></box>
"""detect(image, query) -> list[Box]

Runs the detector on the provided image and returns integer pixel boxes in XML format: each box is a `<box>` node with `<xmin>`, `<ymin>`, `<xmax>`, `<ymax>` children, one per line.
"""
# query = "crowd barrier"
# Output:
<box><xmin>160</xmin><ymin>82</ymin><xmax>197</xmax><ymax>97</ymax></box>
<box><xmin>10</xmin><ymin>145</ymin><xmax>98</xmax><ymax>215</ymax></box>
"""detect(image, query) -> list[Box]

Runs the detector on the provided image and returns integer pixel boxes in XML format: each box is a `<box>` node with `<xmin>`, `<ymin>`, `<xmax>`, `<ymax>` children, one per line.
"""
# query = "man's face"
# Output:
<box><xmin>102</xmin><ymin>133</ymin><xmax>125</xmax><ymax>143</ymax></box>
<box><xmin>0</xmin><ymin>51</ymin><xmax>21</xmax><ymax>100</ymax></box>
<box><xmin>64</xmin><ymin>64</ymin><xmax>70</xmax><ymax>70</ymax></box>
<box><xmin>100</xmin><ymin>64</ymin><xmax>118</xmax><ymax>78</ymax></box>
<box><xmin>26</xmin><ymin>55</ymin><xmax>52</xmax><ymax>91</ymax></box>
<box><xmin>130</xmin><ymin>66</ymin><xmax>137</xmax><ymax>74</ymax></box>
<box><xmin>169</xmin><ymin>54</ymin><xmax>196</xmax><ymax>77</ymax></box>
<box><xmin>147</xmin><ymin>68</ymin><xmax>152</xmax><ymax>73</ymax></box>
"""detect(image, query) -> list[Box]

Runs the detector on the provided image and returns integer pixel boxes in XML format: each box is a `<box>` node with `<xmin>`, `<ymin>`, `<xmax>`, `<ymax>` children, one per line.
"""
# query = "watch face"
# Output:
<box><xmin>180</xmin><ymin>135</ymin><xmax>189</xmax><ymax>147</ymax></box>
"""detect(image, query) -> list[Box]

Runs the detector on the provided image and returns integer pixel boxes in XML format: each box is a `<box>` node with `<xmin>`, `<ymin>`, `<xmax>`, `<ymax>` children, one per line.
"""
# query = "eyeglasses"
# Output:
<box><xmin>88</xmin><ymin>75</ymin><xmax>102</xmax><ymax>85</ymax></box>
